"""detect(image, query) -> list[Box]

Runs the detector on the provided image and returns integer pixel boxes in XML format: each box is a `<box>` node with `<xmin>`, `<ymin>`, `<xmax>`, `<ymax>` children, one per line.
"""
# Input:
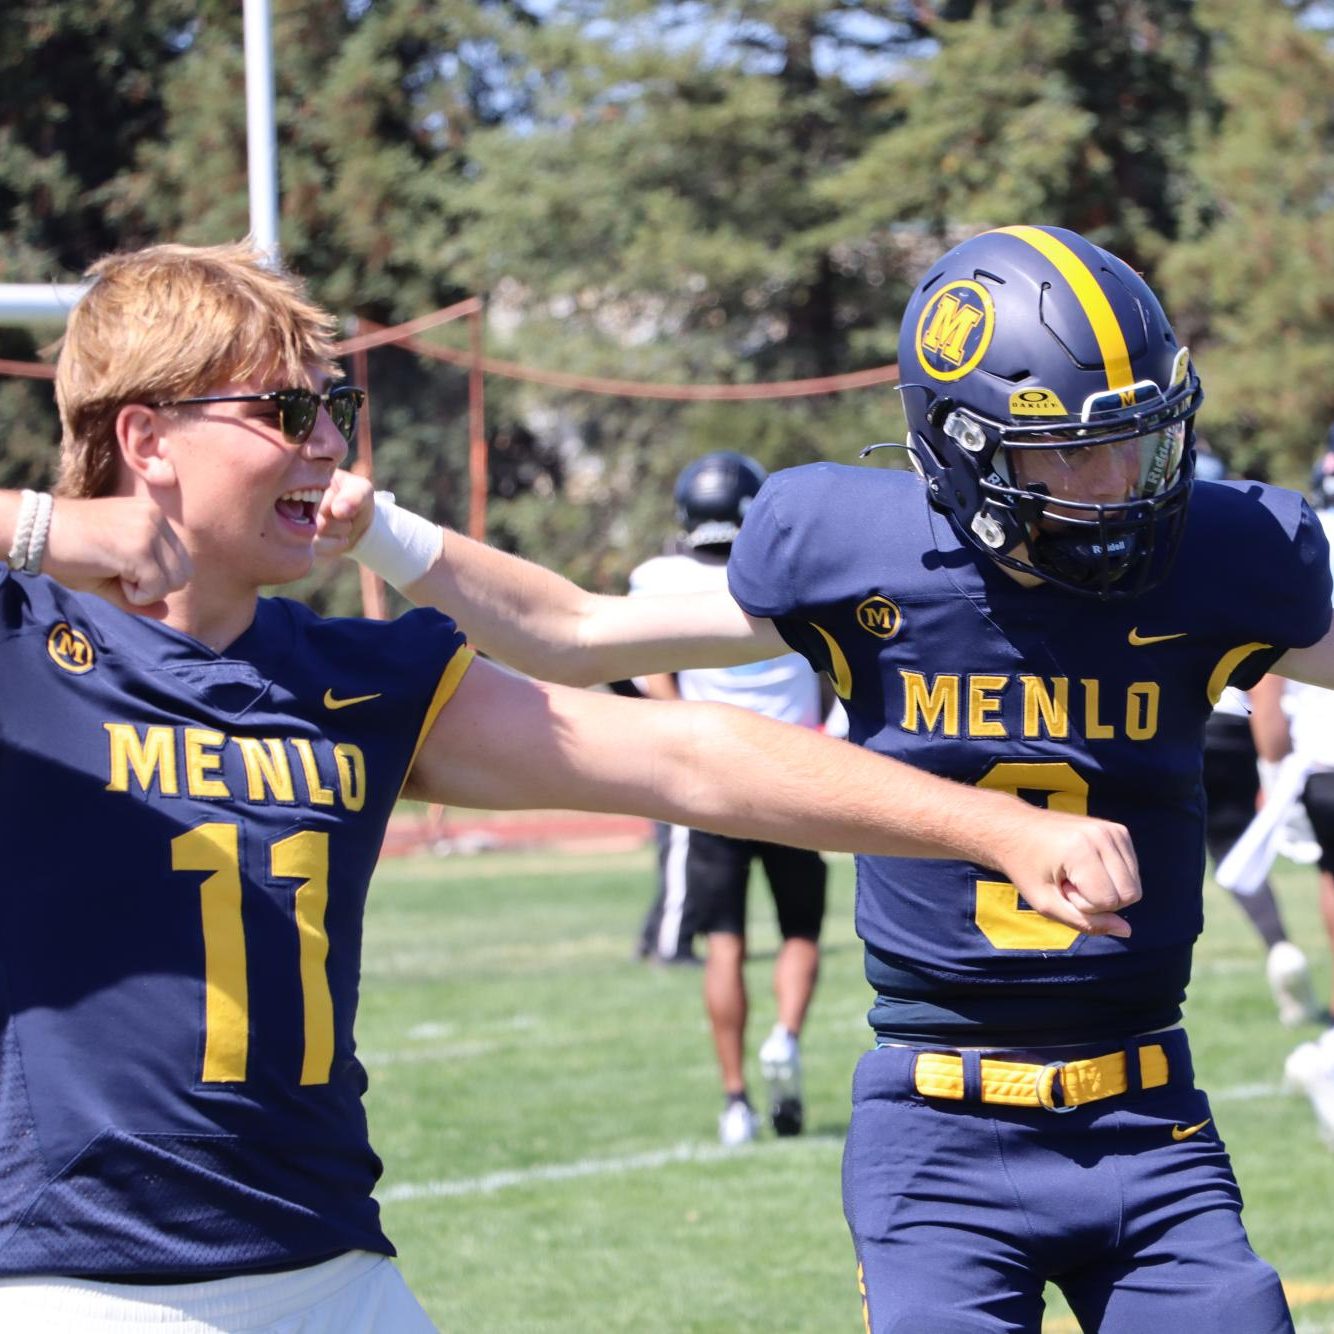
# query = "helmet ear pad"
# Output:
<box><xmin>905</xmin><ymin>388</ymin><xmax>1028</xmax><ymax>558</ymax></box>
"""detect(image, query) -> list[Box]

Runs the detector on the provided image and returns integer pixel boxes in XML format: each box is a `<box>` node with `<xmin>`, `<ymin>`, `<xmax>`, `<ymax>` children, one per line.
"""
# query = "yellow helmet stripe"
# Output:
<box><xmin>990</xmin><ymin>225</ymin><xmax>1132</xmax><ymax>392</ymax></box>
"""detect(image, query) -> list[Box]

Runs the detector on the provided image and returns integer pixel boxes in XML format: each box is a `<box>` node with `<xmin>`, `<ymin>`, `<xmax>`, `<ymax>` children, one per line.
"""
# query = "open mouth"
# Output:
<box><xmin>275</xmin><ymin>488</ymin><xmax>324</xmax><ymax>526</ymax></box>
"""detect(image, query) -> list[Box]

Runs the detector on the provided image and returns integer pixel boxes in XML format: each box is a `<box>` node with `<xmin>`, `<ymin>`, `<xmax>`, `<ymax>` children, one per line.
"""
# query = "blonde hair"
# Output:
<box><xmin>54</xmin><ymin>240</ymin><xmax>341</xmax><ymax>497</ymax></box>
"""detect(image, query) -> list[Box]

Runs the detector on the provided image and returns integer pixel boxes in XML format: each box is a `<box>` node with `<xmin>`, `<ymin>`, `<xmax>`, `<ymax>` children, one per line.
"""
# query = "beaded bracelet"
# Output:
<box><xmin>24</xmin><ymin>491</ymin><xmax>53</xmax><ymax>574</ymax></box>
<box><xmin>7</xmin><ymin>489</ymin><xmax>40</xmax><ymax>571</ymax></box>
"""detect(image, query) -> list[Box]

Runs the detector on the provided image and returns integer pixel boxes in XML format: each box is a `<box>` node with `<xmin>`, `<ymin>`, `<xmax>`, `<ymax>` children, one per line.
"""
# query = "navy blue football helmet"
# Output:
<box><xmin>897</xmin><ymin>225</ymin><xmax>1203</xmax><ymax>598</ymax></box>
<box><xmin>674</xmin><ymin>451</ymin><xmax>767</xmax><ymax>548</ymax></box>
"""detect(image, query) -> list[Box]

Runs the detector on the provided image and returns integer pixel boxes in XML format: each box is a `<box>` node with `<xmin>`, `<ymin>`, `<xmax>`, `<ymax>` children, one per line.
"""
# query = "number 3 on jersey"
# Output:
<box><xmin>974</xmin><ymin>761</ymin><xmax>1086</xmax><ymax>952</ymax></box>
<box><xmin>172</xmin><ymin>822</ymin><xmax>335</xmax><ymax>1085</ymax></box>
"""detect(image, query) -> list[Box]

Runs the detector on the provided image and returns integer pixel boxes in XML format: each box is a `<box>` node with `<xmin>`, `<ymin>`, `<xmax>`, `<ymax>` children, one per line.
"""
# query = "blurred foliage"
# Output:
<box><xmin>3</xmin><ymin>0</ymin><xmax>1334</xmax><ymax>599</ymax></box>
<box><xmin>1160</xmin><ymin>0</ymin><xmax>1334</xmax><ymax>483</ymax></box>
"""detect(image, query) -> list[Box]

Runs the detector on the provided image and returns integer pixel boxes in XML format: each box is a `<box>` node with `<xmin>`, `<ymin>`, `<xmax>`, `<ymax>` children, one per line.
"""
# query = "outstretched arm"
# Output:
<box><xmin>0</xmin><ymin>489</ymin><xmax>191</xmax><ymax>610</ymax></box>
<box><xmin>318</xmin><ymin>471</ymin><xmax>782</xmax><ymax>685</ymax></box>
<box><xmin>1274</xmin><ymin>622</ymin><xmax>1334</xmax><ymax>692</ymax></box>
<box><xmin>1247</xmin><ymin>673</ymin><xmax>1291</xmax><ymax>764</ymax></box>
<box><xmin>408</xmin><ymin>656</ymin><xmax>1141</xmax><ymax>938</ymax></box>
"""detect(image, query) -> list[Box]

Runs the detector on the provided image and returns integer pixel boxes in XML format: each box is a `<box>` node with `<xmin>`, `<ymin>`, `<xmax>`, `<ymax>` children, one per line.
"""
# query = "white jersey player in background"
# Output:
<box><xmin>1266</xmin><ymin>447</ymin><xmax>1334</xmax><ymax>1145</ymax></box>
<box><xmin>630</xmin><ymin>452</ymin><xmax>844</xmax><ymax>1145</ymax></box>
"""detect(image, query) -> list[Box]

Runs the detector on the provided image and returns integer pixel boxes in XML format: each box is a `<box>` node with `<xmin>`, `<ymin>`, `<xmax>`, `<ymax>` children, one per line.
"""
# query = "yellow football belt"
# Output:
<box><xmin>914</xmin><ymin>1044</ymin><xmax>1169</xmax><ymax>1111</ymax></box>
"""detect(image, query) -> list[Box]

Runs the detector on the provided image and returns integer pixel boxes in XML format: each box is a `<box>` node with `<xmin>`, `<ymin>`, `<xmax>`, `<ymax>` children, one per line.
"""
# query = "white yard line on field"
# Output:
<box><xmin>378</xmin><ymin>1137</ymin><xmax>838</xmax><ymax>1204</ymax></box>
<box><xmin>378</xmin><ymin>1079</ymin><xmax>1303</xmax><ymax>1205</ymax></box>
<box><xmin>1210</xmin><ymin>1080</ymin><xmax>1284</xmax><ymax>1102</ymax></box>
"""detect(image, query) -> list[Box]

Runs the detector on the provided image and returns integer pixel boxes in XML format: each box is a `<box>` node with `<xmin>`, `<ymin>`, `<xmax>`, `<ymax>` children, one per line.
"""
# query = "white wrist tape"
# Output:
<box><xmin>350</xmin><ymin>490</ymin><xmax>442</xmax><ymax>590</ymax></box>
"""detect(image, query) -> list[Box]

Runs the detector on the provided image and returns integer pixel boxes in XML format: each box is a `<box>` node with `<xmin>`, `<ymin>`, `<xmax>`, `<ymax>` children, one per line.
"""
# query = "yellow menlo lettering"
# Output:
<box><xmin>184</xmin><ymin>728</ymin><xmax>230</xmax><ymax>799</ymax></box>
<box><xmin>901</xmin><ymin>672</ymin><xmax>960</xmax><ymax>734</ymax></box>
<box><xmin>1019</xmin><ymin>676</ymin><xmax>1069</xmax><ymax>739</ymax></box>
<box><xmin>898</xmin><ymin>672</ymin><xmax>1159</xmax><ymax>741</ymax></box>
<box><xmin>967</xmin><ymin>675</ymin><xmax>1007</xmax><ymax>738</ymax></box>
<box><xmin>104</xmin><ymin>723</ymin><xmax>179</xmax><ymax>795</ymax></box>
<box><xmin>103</xmin><ymin>725</ymin><xmax>367</xmax><ymax>809</ymax></box>
<box><xmin>332</xmin><ymin>744</ymin><xmax>366</xmax><ymax>812</ymax></box>
<box><xmin>1126</xmin><ymin>682</ymin><xmax>1160</xmax><ymax>740</ymax></box>
<box><xmin>291</xmin><ymin>738</ymin><xmax>335</xmax><ymax>807</ymax></box>
<box><xmin>234</xmin><ymin>737</ymin><xmax>296</xmax><ymax>803</ymax></box>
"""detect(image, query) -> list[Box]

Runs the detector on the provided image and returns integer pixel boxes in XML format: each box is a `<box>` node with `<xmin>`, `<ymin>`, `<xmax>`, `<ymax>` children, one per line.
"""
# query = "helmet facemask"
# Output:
<box><xmin>928</xmin><ymin>372</ymin><xmax>1199</xmax><ymax>598</ymax></box>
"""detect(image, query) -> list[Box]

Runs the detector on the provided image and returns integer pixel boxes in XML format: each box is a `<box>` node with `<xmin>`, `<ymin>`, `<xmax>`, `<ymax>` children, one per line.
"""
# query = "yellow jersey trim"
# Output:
<box><xmin>990</xmin><ymin>225</ymin><xmax>1133</xmax><ymax>394</ymax></box>
<box><xmin>401</xmin><ymin>645</ymin><xmax>477</xmax><ymax>794</ymax></box>
<box><xmin>810</xmin><ymin>623</ymin><xmax>853</xmax><ymax>699</ymax></box>
<box><xmin>1206</xmin><ymin>642</ymin><xmax>1271</xmax><ymax>706</ymax></box>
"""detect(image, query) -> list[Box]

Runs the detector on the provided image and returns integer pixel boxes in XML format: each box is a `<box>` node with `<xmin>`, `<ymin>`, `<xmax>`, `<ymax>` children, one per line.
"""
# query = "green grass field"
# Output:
<box><xmin>356</xmin><ymin>844</ymin><xmax>1334</xmax><ymax>1332</ymax></box>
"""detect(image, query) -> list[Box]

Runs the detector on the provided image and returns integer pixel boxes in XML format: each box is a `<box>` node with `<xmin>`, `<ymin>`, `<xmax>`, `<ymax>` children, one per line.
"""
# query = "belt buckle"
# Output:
<box><xmin>1034</xmin><ymin>1059</ymin><xmax>1077</xmax><ymax>1114</ymax></box>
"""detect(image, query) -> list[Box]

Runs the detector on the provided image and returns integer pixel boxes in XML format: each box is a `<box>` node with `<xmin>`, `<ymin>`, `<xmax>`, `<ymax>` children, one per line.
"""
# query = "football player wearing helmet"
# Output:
<box><xmin>0</xmin><ymin>241</ymin><xmax>1143</xmax><ymax>1333</ymax></box>
<box><xmin>631</xmin><ymin>451</ymin><xmax>831</xmax><ymax>1146</ymax></box>
<box><xmin>344</xmin><ymin>224</ymin><xmax>1334</xmax><ymax>1333</ymax></box>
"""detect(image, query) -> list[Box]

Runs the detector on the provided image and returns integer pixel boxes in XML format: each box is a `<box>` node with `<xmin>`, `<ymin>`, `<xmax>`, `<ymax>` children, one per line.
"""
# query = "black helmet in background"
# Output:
<box><xmin>674</xmin><ymin>451</ymin><xmax>768</xmax><ymax>549</ymax></box>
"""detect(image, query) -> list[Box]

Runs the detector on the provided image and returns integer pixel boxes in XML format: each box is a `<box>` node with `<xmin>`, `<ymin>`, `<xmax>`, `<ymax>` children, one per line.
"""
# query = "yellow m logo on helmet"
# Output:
<box><xmin>915</xmin><ymin>281</ymin><xmax>995</xmax><ymax>381</ymax></box>
<box><xmin>922</xmin><ymin>295</ymin><xmax>983</xmax><ymax>363</ymax></box>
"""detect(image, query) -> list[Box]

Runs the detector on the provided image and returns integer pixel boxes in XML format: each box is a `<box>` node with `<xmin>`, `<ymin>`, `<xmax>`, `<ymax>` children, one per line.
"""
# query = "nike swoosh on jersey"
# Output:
<box><xmin>1171</xmin><ymin>1118</ymin><xmax>1211</xmax><ymax>1141</ymax></box>
<box><xmin>323</xmin><ymin>689</ymin><xmax>383</xmax><ymax>710</ymax></box>
<box><xmin>1128</xmin><ymin>628</ymin><xmax>1188</xmax><ymax>646</ymax></box>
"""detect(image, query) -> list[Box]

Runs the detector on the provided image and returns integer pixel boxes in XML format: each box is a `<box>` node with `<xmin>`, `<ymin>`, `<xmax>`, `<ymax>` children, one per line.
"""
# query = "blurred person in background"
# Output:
<box><xmin>630</xmin><ymin>450</ymin><xmax>841</xmax><ymax>1145</ymax></box>
<box><xmin>1196</xmin><ymin>444</ymin><xmax>1318</xmax><ymax>1027</ymax></box>
<box><xmin>1266</xmin><ymin>436</ymin><xmax>1334</xmax><ymax>1146</ymax></box>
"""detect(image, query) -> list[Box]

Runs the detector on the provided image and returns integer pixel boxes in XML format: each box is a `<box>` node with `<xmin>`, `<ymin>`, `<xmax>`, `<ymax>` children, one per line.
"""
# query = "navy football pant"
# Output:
<box><xmin>843</xmin><ymin>1035</ymin><xmax>1291</xmax><ymax>1333</ymax></box>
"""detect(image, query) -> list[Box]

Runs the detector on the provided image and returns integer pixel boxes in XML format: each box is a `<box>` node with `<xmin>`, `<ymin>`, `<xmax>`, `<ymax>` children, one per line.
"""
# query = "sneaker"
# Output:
<box><xmin>718</xmin><ymin>1097</ymin><xmax>759</xmax><ymax>1147</ymax></box>
<box><xmin>1267</xmin><ymin>941</ymin><xmax>1319</xmax><ymax>1028</ymax></box>
<box><xmin>758</xmin><ymin>1024</ymin><xmax>804</xmax><ymax>1137</ymax></box>
<box><xmin>1282</xmin><ymin>1032</ymin><xmax>1334</xmax><ymax>1149</ymax></box>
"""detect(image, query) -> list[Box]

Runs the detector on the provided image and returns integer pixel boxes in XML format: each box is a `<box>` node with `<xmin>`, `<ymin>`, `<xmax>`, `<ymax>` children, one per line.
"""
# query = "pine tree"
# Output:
<box><xmin>0</xmin><ymin>0</ymin><xmax>197</xmax><ymax>491</ymax></box>
<box><xmin>444</xmin><ymin>2</ymin><xmax>935</xmax><ymax>579</ymax></box>
<box><xmin>1159</xmin><ymin>0</ymin><xmax>1334</xmax><ymax>483</ymax></box>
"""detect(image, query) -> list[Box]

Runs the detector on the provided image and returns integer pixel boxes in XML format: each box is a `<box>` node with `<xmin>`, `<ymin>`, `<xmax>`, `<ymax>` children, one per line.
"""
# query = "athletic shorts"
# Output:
<box><xmin>0</xmin><ymin>1250</ymin><xmax>436</xmax><ymax>1333</ymax></box>
<box><xmin>843</xmin><ymin>1028</ymin><xmax>1291</xmax><ymax>1334</ymax></box>
<box><xmin>1202</xmin><ymin>711</ymin><xmax>1261</xmax><ymax>862</ymax></box>
<box><xmin>1302</xmin><ymin>769</ymin><xmax>1334</xmax><ymax>873</ymax></box>
<box><xmin>682</xmin><ymin>829</ymin><xmax>826</xmax><ymax>939</ymax></box>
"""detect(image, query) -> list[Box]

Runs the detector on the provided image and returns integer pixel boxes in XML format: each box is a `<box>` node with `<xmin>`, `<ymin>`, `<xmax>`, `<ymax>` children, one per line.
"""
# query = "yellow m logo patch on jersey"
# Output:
<box><xmin>856</xmin><ymin>596</ymin><xmax>902</xmax><ymax>640</ymax></box>
<box><xmin>47</xmin><ymin>621</ymin><xmax>95</xmax><ymax>674</ymax></box>
<box><xmin>915</xmin><ymin>280</ymin><xmax>995</xmax><ymax>381</ymax></box>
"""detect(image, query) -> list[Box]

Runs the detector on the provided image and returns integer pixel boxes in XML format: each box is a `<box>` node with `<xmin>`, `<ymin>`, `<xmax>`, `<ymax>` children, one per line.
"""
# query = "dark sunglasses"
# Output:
<box><xmin>151</xmin><ymin>385</ymin><xmax>366</xmax><ymax>445</ymax></box>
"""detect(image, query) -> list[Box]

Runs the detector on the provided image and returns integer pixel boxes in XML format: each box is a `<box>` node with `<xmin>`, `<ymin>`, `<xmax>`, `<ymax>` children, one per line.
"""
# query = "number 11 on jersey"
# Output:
<box><xmin>172</xmin><ymin>822</ymin><xmax>335</xmax><ymax>1085</ymax></box>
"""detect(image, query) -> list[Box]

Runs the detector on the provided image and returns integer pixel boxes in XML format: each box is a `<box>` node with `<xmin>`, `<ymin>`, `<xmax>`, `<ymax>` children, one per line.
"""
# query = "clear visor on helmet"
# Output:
<box><xmin>1001</xmin><ymin>417</ymin><xmax>1188</xmax><ymax>513</ymax></box>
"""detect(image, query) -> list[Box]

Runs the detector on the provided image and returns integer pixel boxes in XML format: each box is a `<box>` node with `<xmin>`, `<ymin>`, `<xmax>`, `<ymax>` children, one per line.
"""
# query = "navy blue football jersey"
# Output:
<box><xmin>0</xmin><ymin>570</ymin><xmax>471</xmax><ymax>1277</ymax></box>
<box><xmin>729</xmin><ymin>466</ymin><xmax>1332</xmax><ymax>1043</ymax></box>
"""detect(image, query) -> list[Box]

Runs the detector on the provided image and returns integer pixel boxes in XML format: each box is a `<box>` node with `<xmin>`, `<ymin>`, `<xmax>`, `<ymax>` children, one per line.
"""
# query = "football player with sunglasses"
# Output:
<box><xmin>338</xmin><ymin>225</ymin><xmax>1334</xmax><ymax>1333</ymax></box>
<box><xmin>0</xmin><ymin>239</ymin><xmax>1141</xmax><ymax>1333</ymax></box>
